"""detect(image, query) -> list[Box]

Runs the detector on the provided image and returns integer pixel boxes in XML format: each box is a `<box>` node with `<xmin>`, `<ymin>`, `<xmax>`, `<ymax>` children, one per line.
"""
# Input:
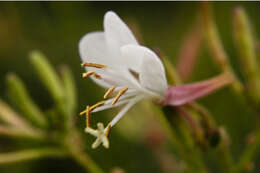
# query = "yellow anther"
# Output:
<box><xmin>82</xmin><ymin>71</ymin><xmax>101</xmax><ymax>79</ymax></box>
<box><xmin>81</xmin><ymin>62</ymin><xmax>107</xmax><ymax>69</ymax></box>
<box><xmin>82</xmin><ymin>71</ymin><xmax>94</xmax><ymax>78</ymax></box>
<box><xmin>105</xmin><ymin>124</ymin><xmax>112</xmax><ymax>137</ymax></box>
<box><xmin>86</xmin><ymin>106</ymin><xmax>91</xmax><ymax>128</ymax></box>
<box><xmin>80</xmin><ymin>107</ymin><xmax>88</xmax><ymax>116</ymax></box>
<box><xmin>112</xmin><ymin>87</ymin><xmax>128</xmax><ymax>106</ymax></box>
<box><xmin>93</xmin><ymin>73</ymin><xmax>101</xmax><ymax>79</ymax></box>
<box><xmin>89</xmin><ymin>101</ymin><xmax>106</xmax><ymax>112</ymax></box>
<box><xmin>104</xmin><ymin>86</ymin><xmax>116</xmax><ymax>99</ymax></box>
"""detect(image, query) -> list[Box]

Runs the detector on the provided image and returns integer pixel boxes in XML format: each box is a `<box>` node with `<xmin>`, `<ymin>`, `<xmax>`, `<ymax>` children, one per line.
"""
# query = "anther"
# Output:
<box><xmin>81</xmin><ymin>62</ymin><xmax>107</xmax><ymax>69</ymax></box>
<box><xmin>89</xmin><ymin>101</ymin><xmax>106</xmax><ymax>112</ymax></box>
<box><xmin>105</xmin><ymin>124</ymin><xmax>112</xmax><ymax>137</ymax></box>
<box><xmin>82</xmin><ymin>71</ymin><xmax>101</xmax><ymax>79</ymax></box>
<box><xmin>104</xmin><ymin>86</ymin><xmax>116</xmax><ymax>99</ymax></box>
<box><xmin>80</xmin><ymin>107</ymin><xmax>88</xmax><ymax>116</ymax></box>
<box><xmin>112</xmin><ymin>87</ymin><xmax>128</xmax><ymax>105</ymax></box>
<box><xmin>86</xmin><ymin>106</ymin><xmax>91</xmax><ymax>128</ymax></box>
<box><xmin>93</xmin><ymin>73</ymin><xmax>101</xmax><ymax>79</ymax></box>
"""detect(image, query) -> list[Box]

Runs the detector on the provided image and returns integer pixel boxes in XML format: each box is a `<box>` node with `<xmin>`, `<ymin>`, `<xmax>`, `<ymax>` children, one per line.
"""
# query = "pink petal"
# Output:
<box><xmin>163</xmin><ymin>72</ymin><xmax>234</xmax><ymax>106</ymax></box>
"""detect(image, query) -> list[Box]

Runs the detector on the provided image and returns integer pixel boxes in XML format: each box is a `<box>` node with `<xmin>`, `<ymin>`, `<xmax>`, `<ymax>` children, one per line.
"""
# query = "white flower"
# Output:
<box><xmin>79</xmin><ymin>11</ymin><xmax>168</xmax><ymax>128</ymax></box>
<box><xmin>79</xmin><ymin>11</ymin><xmax>233</xmax><ymax>149</ymax></box>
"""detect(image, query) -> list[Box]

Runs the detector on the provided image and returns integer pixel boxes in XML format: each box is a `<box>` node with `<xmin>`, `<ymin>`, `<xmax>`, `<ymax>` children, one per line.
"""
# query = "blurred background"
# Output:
<box><xmin>0</xmin><ymin>2</ymin><xmax>259</xmax><ymax>173</ymax></box>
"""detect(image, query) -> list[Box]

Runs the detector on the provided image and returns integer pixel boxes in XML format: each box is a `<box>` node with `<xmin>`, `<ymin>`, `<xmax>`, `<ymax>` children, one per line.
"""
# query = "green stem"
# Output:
<box><xmin>65</xmin><ymin>128</ymin><xmax>105</xmax><ymax>173</ymax></box>
<box><xmin>217</xmin><ymin>144</ymin><xmax>234</xmax><ymax>173</ymax></box>
<box><xmin>233</xmin><ymin>130</ymin><xmax>260</xmax><ymax>173</ymax></box>
<box><xmin>233</xmin><ymin>7</ymin><xmax>260</xmax><ymax>111</ymax></box>
<box><xmin>154</xmin><ymin>105</ymin><xmax>206</xmax><ymax>173</ymax></box>
<box><xmin>0</xmin><ymin>148</ymin><xmax>66</xmax><ymax>164</ymax></box>
<box><xmin>201</xmin><ymin>2</ymin><xmax>243</xmax><ymax>94</ymax></box>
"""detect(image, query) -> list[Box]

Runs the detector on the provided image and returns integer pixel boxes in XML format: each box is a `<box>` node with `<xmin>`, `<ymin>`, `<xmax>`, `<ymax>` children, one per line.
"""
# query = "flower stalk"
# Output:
<box><xmin>201</xmin><ymin>2</ymin><xmax>243</xmax><ymax>94</ymax></box>
<box><xmin>233</xmin><ymin>7</ymin><xmax>260</xmax><ymax>111</ymax></box>
<box><xmin>0</xmin><ymin>148</ymin><xmax>67</xmax><ymax>164</ymax></box>
<box><xmin>233</xmin><ymin>130</ymin><xmax>260</xmax><ymax>173</ymax></box>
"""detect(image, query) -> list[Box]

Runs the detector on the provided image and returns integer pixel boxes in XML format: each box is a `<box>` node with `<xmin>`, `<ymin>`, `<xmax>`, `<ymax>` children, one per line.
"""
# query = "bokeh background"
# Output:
<box><xmin>0</xmin><ymin>2</ymin><xmax>259</xmax><ymax>173</ymax></box>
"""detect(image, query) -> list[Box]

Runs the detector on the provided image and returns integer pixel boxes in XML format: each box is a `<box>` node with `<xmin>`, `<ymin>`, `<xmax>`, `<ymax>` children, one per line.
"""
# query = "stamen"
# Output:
<box><xmin>93</xmin><ymin>73</ymin><xmax>101</xmax><ymax>79</ymax></box>
<box><xmin>89</xmin><ymin>101</ymin><xmax>106</xmax><ymax>112</ymax></box>
<box><xmin>86</xmin><ymin>106</ymin><xmax>91</xmax><ymax>127</ymax></box>
<box><xmin>80</xmin><ymin>106</ymin><xmax>88</xmax><ymax>116</ymax></box>
<box><xmin>105</xmin><ymin>124</ymin><xmax>111</xmax><ymax>137</ymax></box>
<box><xmin>81</xmin><ymin>62</ymin><xmax>107</xmax><ymax>69</ymax></box>
<box><xmin>112</xmin><ymin>87</ymin><xmax>128</xmax><ymax>105</ymax></box>
<box><xmin>104</xmin><ymin>86</ymin><xmax>116</xmax><ymax>99</ymax></box>
<box><xmin>82</xmin><ymin>71</ymin><xmax>101</xmax><ymax>79</ymax></box>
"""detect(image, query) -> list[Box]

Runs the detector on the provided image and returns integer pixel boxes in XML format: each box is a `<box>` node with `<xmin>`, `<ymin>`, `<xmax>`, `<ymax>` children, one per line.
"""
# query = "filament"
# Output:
<box><xmin>105</xmin><ymin>124</ymin><xmax>111</xmax><ymax>137</ymax></box>
<box><xmin>86</xmin><ymin>106</ymin><xmax>91</xmax><ymax>127</ymax></box>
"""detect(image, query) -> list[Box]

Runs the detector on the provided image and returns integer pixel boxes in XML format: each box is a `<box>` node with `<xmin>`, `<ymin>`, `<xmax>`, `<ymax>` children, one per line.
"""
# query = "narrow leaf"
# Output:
<box><xmin>233</xmin><ymin>7</ymin><xmax>260</xmax><ymax>105</ymax></box>
<box><xmin>30</xmin><ymin>51</ymin><xmax>64</xmax><ymax>105</ymax></box>
<box><xmin>0</xmin><ymin>148</ymin><xmax>67</xmax><ymax>164</ymax></box>
<box><xmin>0</xmin><ymin>99</ymin><xmax>31</xmax><ymax>129</ymax></box>
<box><xmin>6</xmin><ymin>74</ymin><xmax>47</xmax><ymax>128</ymax></box>
<box><xmin>60</xmin><ymin>66</ymin><xmax>77</xmax><ymax>116</ymax></box>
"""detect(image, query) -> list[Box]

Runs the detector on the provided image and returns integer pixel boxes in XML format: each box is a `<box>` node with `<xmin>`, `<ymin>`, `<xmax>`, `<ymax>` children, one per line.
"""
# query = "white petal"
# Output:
<box><xmin>139</xmin><ymin>48</ymin><xmax>168</xmax><ymax>96</ymax></box>
<box><xmin>120</xmin><ymin>44</ymin><xmax>146</xmax><ymax>73</ymax></box>
<box><xmin>104</xmin><ymin>11</ymin><xmax>138</xmax><ymax>58</ymax></box>
<box><xmin>79</xmin><ymin>31</ymin><xmax>115</xmax><ymax>68</ymax></box>
<box><xmin>79</xmin><ymin>32</ymin><xmax>115</xmax><ymax>88</ymax></box>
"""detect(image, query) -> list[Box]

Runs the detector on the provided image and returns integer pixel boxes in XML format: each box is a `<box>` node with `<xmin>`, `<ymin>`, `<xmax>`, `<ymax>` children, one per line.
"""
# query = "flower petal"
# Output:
<box><xmin>104</xmin><ymin>11</ymin><xmax>138</xmax><ymax>57</ymax></box>
<box><xmin>138</xmin><ymin>47</ymin><xmax>168</xmax><ymax>96</ymax></box>
<box><xmin>79</xmin><ymin>31</ymin><xmax>115</xmax><ymax>68</ymax></box>
<box><xmin>120</xmin><ymin>44</ymin><xmax>148</xmax><ymax>73</ymax></box>
<box><xmin>163</xmin><ymin>72</ymin><xmax>234</xmax><ymax>106</ymax></box>
<box><xmin>79</xmin><ymin>31</ymin><xmax>116</xmax><ymax>88</ymax></box>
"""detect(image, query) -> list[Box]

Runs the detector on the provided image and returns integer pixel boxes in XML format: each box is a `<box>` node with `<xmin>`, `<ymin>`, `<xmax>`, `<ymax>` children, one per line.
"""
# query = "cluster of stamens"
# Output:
<box><xmin>80</xmin><ymin>62</ymin><xmax>129</xmax><ymax>148</ymax></box>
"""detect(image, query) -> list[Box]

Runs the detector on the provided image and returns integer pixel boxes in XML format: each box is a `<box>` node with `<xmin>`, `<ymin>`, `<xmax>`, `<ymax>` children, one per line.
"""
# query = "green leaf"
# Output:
<box><xmin>6</xmin><ymin>74</ymin><xmax>48</xmax><ymax>128</ymax></box>
<box><xmin>0</xmin><ymin>148</ymin><xmax>67</xmax><ymax>164</ymax></box>
<box><xmin>60</xmin><ymin>65</ymin><xmax>77</xmax><ymax>117</ymax></box>
<box><xmin>30</xmin><ymin>50</ymin><xmax>64</xmax><ymax>106</ymax></box>
<box><xmin>233</xmin><ymin>7</ymin><xmax>260</xmax><ymax>107</ymax></box>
